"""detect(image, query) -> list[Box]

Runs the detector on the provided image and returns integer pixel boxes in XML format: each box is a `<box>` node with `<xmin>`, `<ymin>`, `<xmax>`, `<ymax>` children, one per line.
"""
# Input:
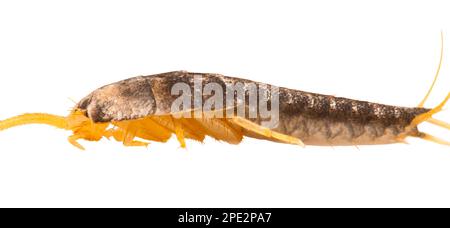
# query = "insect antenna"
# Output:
<box><xmin>67</xmin><ymin>97</ymin><xmax>78</xmax><ymax>105</ymax></box>
<box><xmin>409</xmin><ymin>32</ymin><xmax>450</xmax><ymax>145</ymax></box>
<box><xmin>0</xmin><ymin>113</ymin><xmax>68</xmax><ymax>131</ymax></box>
<box><xmin>418</xmin><ymin>31</ymin><xmax>444</xmax><ymax>107</ymax></box>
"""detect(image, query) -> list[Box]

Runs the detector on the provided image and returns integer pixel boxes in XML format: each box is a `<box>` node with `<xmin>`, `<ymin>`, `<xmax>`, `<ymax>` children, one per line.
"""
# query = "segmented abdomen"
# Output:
<box><xmin>276</xmin><ymin>89</ymin><xmax>429</xmax><ymax>145</ymax></box>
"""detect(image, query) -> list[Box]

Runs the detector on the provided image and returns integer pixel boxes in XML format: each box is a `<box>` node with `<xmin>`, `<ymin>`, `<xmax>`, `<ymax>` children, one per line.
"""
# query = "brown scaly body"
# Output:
<box><xmin>276</xmin><ymin>88</ymin><xmax>429</xmax><ymax>145</ymax></box>
<box><xmin>0</xmin><ymin>70</ymin><xmax>448</xmax><ymax>149</ymax></box>
<box><xmin>76</xmin><ymin>71</ymin><xmax>431</xmax><ymax>146</ymax></box>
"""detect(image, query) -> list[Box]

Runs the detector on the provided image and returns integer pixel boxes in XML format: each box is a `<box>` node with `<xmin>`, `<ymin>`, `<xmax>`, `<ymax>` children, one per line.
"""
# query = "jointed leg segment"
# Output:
<box><xmin>229</xmin><ymin>116</ymin><xmax>304</xmax><ymax>147</ymax></box>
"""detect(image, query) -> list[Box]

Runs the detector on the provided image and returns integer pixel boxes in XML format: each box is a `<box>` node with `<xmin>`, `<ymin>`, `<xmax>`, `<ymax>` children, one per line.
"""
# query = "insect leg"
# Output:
<box><xmin>123</xmin><ymin>128</ymin><xmax>149</xmax><ymax>147</ymax></box>
<box><xmin>193</xmin><ymin>118</ymin><xmax>243</xmax><ymax>144</ymax></box>
<box><xmin>110</xmin><ymin>123</ymin><xmax>149</xmax><ymax>147</ymax></box>
<box><xmin>150</xmin><ymin>115</ymin><xmax>208</xmax><ymax>146</ymax></box>
<box><xmin>172</xmin><ymin>116</ymin><xmax>186</xmax><ymax>148</ymax></box>
<box><xmin>68</xmin><ymin>134</ymin><xmax>85</xmax><ymax>150</ymax></box>
<box><xmin>229</xmin><ymin>116</ymin><xmax>304</xmax><ymax>147</ymax></box>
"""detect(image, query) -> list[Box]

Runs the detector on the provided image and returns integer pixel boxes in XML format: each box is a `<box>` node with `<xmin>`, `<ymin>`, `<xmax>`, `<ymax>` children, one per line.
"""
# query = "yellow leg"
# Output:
<box><xmin>122</xmin><ymin>128</ymin><xmax>149</xmax><ymax>147</ymax></box>
<box><xmin>104</xmin><ymin>128</ymin><xmax>124</xmax><ymax>142</ymax></box>
<box><xmin>137</xmin><ymin>118</ymin><xmax>173</xmax><ymax>142</ymax></box>
<box><xmin>123</xmin><ymin>139</ymin><xmax>149</xmax><ymax>147</ymax></box>
<box><xmin>179</xmin><ymin>118</ymin><xmax>206</xmax><ymax>142</ymax></box>
<box><xmin>229</xmin><ymin>116</ymin><xmax>304</xmax><ymax>147</ymax></box>
<box><xmin>106</xmin><ymin>125</ymin><xmax>149</xmax><ymax>147</ymax></box>
<box><xmin>194</xmin><ymin>117</ymin><xmax>243</xmax><ymax>144</ymax></box>
<box><xmin>151</xmin><ymin>115</ymin><xmax>204</xmax><ymax>142</ymax></box>
<box><xmin>68</xmin><ymin>135</ymin><xmax>85</xmax><ymax>150</ymax></box>
<box><xmin>172</xmin><ymin>117</ymin><xmax>186</xmax><ymax>148</ymax></box>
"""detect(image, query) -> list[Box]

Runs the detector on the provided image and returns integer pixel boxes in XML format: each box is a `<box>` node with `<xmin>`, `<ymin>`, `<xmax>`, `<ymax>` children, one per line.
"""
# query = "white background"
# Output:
<box><xmin>0</xmin><ymin>0</ymin><xmax>449</xmax><ymax>208</ymax></box>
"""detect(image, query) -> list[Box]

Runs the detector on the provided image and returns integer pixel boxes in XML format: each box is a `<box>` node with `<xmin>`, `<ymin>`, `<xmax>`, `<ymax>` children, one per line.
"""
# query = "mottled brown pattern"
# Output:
<box><xmin>77</xmin><ymin>76</ymin><xmax>157</xmax><ymax>122</ymax></box>
<box><xmin>76</xmin><ymin>71</ymin><xmax>430</xmax><ymax>145</ymax></box>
